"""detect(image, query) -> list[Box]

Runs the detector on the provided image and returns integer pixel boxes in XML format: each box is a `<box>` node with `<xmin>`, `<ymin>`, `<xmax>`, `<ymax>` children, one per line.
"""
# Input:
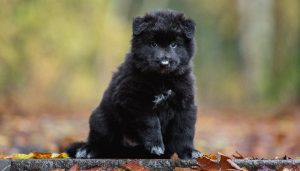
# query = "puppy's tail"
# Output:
<box><xmin>65</xmin><ymin>142</ymin><xmax>86</xmax><ymax>158</ymax></box>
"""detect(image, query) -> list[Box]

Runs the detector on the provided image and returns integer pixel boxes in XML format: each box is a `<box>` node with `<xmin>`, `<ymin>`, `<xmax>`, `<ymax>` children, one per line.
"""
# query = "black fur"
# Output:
<box><xmin>66</xmin><ymin>10</ymin><xmax>200</xmax><ymax>159</ymax></box>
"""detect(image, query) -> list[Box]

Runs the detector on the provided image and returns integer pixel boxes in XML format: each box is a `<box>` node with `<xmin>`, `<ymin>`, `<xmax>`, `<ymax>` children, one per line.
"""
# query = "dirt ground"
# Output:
<box><xmin>0</xmin><ymin>105</ymin><xmax>299</xmax><ymax>158</ymax></box>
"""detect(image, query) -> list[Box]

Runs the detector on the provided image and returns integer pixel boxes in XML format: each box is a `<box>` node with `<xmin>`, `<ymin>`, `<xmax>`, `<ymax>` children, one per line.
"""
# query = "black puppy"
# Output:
<box><xmin>66</xmin><ymin>10</ymin><xmax>201</xmax><ymax>159</ymax></box>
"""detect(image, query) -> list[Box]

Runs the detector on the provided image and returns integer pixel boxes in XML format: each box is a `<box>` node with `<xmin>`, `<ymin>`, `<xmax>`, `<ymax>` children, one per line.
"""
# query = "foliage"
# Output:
<box><xmin>0</xmin><ymin>152</ymin><xmax>68</xmax><ymax>159</ymax></box>
<box><xmin>0</xmin><ymin>0</ymin><xmax>299</xmax><ymax>110</ymax></box>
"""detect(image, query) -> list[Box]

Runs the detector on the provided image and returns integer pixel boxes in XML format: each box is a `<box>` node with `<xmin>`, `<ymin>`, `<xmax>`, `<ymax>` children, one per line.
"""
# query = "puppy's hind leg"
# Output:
<box><xmin>79</xmin><ymin>109</ymin><xmax>114</xmax><ymax>158</ymax></box>
<box><xmin>65</xmin><ymin>142</ymin><xmax>86</xmax><ymax>158</ymax></box>
<box><xmin>65</xmin><ymin>141</ymin><xmax>99</xmax><ymax>159</ymax></box>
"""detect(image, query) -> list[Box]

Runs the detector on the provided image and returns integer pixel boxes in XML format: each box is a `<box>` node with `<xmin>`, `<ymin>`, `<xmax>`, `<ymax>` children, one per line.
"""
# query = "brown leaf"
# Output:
<box><xmin>68</xmin><ymin>163</ymin><xmax>79</xmax><ymax>171</ymax></box>
<box><xmin>196</xmin><ymin>156</ymin><xmax>220</xmax><ymax>171</ymax></box>
<box><xmin>174</xmin><ymin>167</ymin><xmax>196</xmax><ymax>171</ymax></box>
<box><xmin>122</xmin><ymin>161</ymin><xmax>150</xmax><ymax>171</ymax></box>
<box><xmin>190</xmin><ymin>166</ymin><xmax>202</xmax><ymax>170</ymax></box>
<box><xmin>83</xmin><ymin>166</ymin><xmax>107</xmax><ymax>171</ymax></box>
<box><xmin>196</xmin><ymin>153</ymin><xmax>245</xmax><ymax>171</ymax></box>
<box><xmin>219</xmin><ymin>152</ymin><xmax>243</xmax><ymax>171</ymax></box>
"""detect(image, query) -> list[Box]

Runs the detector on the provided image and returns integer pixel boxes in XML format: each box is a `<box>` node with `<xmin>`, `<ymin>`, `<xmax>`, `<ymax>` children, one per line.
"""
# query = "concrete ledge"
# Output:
<box><xmin>2</xmin><ymin>159</ymin><xmax>198</xmax><ymax>171</ymax></box>
<box><xmin>0</xmin><ymin>159</ymin><xmax>299</xmax><ymax>171</ymax></box>
<box><xmin>234</xmin><ymin>159</ymin><xmax>300</xmax><ymax>170</ymax></box>
<box><xmin>0</xmin><ymin>159</ymin><xmax>11</xmax><ymax>171</ymax></box>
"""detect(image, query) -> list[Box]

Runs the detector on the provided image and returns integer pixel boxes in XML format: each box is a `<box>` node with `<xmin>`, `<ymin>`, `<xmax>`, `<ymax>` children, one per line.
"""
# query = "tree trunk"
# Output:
<box><xmin>238</xmin><ymin>0</ymin><xmax>274</xmax><ymax>103</ymax></box>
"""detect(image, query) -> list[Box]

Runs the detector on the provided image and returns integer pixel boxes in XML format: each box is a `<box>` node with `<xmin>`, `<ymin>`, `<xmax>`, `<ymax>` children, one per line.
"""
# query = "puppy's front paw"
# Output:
<box><xmin>191</xmin><ymin>150</ymin><xmax>202</xmax><ymax>158</ymax></box>
<box><xmin>145</xmin><ymin>142</ymin><xmax>165</xmax><ymax>156</ymax></box>
<box><xmin>150</xmin><ymin>146</ymin><xmax>165</xmax><ymax>155</ymax></box>
<box><xmin>179</xmin><ymin>149</ymin><xmax>201</xmax><ymax>159</ymax></box>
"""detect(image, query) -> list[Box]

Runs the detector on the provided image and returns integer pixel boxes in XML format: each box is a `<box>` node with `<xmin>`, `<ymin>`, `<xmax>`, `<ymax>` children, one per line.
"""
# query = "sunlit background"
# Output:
<box><xmin>0</xmin><ymin>0</ymin><xmax>299</xmax><ymax>158</ymax></box>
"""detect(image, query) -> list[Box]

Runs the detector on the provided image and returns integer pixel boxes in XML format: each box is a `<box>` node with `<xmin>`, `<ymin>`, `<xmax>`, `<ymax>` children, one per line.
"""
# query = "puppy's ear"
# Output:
<box><xmin>182</xmin><ymin>19</ymin><xmax>195</xmax><ymax>39</ymax></box>
<box><xmin>132</xmin><ymin>17</ymin><xmax>149</xmax><ymax>35</ymax></box>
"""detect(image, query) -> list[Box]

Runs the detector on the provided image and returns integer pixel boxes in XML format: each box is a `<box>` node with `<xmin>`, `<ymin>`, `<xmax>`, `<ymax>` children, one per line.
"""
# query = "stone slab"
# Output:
<box><xmin>0</xmin><ymin>159</ymin><xmax>299</xmax><ymax>171</ymax></box>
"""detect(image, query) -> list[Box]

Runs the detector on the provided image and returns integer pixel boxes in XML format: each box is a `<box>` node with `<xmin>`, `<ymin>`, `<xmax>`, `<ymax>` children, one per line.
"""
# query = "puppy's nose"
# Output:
<box><xmin>160</xmin><ymin>60</ymin><xmax>169</xmax><ymax>66</ymax></box>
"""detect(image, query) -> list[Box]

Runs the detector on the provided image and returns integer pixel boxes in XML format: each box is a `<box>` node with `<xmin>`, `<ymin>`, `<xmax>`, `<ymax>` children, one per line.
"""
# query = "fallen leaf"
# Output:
<box><xmin>51</xmin><ymin>153</ymin><xmax>61</xmax><ymax>158</ymax></box>
<box><xmin>174</xmin><ymin>167</ymin><xmax>196</xmax><ymax>171</ymax></box>
<box><xmin>68</xmin><ymin>163</ymin><xmax>79</xmax><ymax>171</ymax></box>
<box><xmin>196</xmin><ymin>155</ymin><xmax>220</xmax><ymax>171</ymax></box>
<box><xmin>0</xmin><ymin>152</ymin><xmax>69</xmax><ymax>159</ymax></box>
<box><xmin>11</xmin><ymin>153</ymin><xmax>34</xmax><ymax>159</ymax></box>
<box><xmin>196</xmin><ymin>153</ymin><xmax>245</xmax><ymax>171</ymax></box>
<box><xmin>31</xmin><ymin>152</ymin><xmax>52</xmax><ymax>159</ymax></box>
<box><xmin>53</xmin><ymin>152</ymin><xmax>69</xmax><ymax>159</ymax></box>
<box><xmin>122</xmin><ymin>161</ymin><xmax>150</xmax><ymax>171</ymax></box>
<box><xmin>84</xmin><ymin>166</ymin><xmax>106</xmax><ymax>171</ymax></box>
<box><xmin>190</xmin><ymin>166</ymin><xmax>202</xmax><ymax>170</ymax></box>
<box><xmin>219</xmin><ymin>152</ymin><xmax>243</xmax><ymax>170</ymax></box>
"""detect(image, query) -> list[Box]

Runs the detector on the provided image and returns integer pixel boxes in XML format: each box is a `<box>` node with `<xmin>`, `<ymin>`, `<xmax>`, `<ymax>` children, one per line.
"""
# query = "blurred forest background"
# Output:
<box><xmin>0</xmin><ymin>0</ymin><xmax>299</xmax><ymax>158</ymax></box>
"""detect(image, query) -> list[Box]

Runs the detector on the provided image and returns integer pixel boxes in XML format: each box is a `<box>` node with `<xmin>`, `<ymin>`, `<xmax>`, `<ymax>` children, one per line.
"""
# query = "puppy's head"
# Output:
<box><xmin>130</xmin><ymin>10</ymin><xmax>196</xmax><ymax>75</ymax></box>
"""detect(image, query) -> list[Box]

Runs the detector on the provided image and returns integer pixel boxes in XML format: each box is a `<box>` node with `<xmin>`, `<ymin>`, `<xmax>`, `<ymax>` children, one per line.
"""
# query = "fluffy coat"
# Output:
<box><xmin>66</xmin><ymin>10</ymin><xmax>200</xmax><ymax>159</ymax></box>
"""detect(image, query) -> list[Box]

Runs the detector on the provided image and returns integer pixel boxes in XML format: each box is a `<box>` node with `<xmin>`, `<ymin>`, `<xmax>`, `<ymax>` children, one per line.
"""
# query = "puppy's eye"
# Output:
<box><xmin>170</xmin><ymin>42</ymin><xmax>177</xmax><ymax>48</ymax></box>
<box><xmin>150</xmin><ymin>42</ymin><xmax>157</xmax><ymax>47</ymax></box>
